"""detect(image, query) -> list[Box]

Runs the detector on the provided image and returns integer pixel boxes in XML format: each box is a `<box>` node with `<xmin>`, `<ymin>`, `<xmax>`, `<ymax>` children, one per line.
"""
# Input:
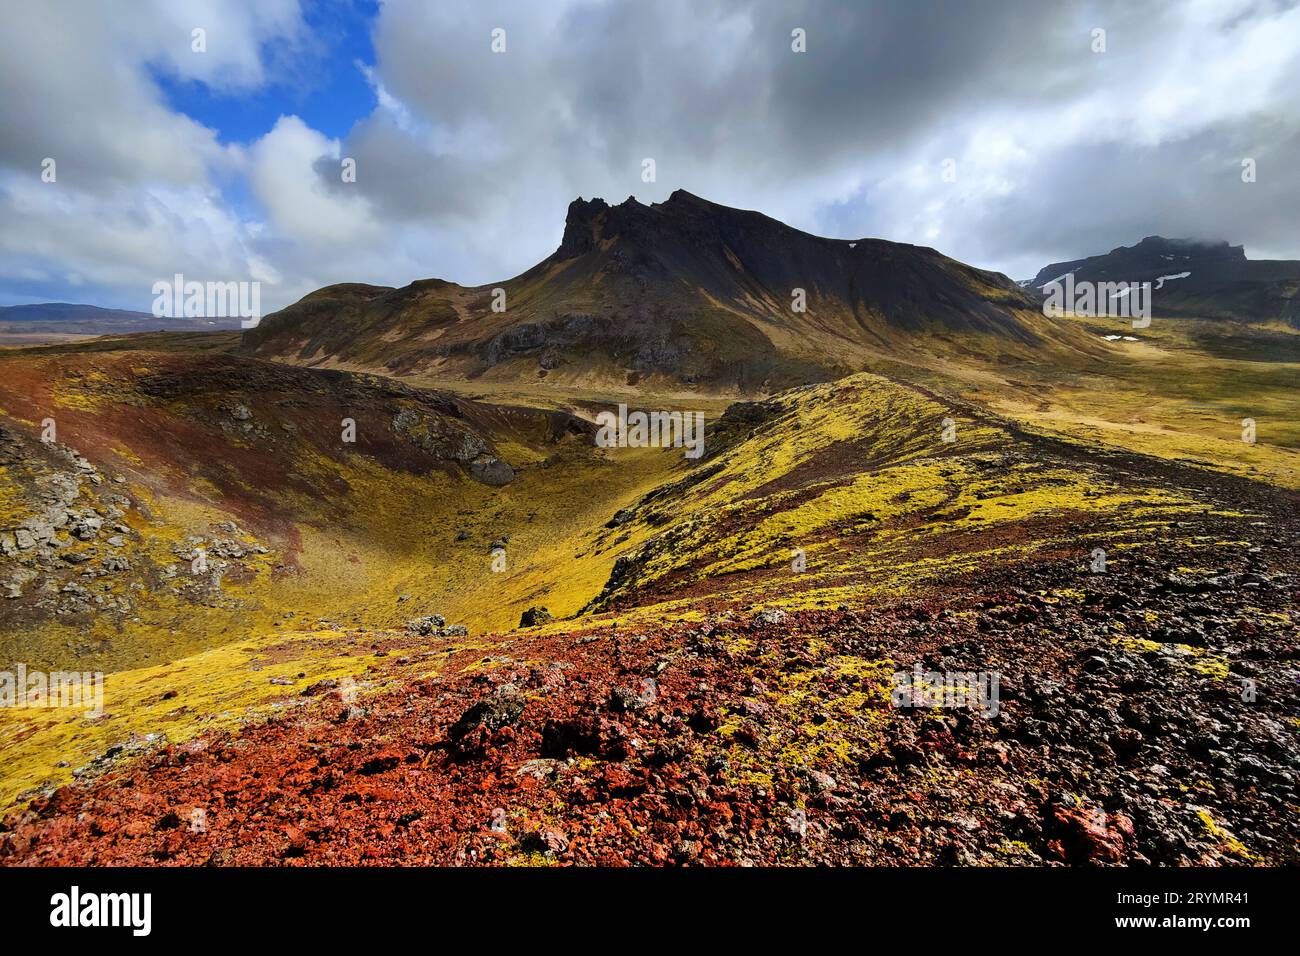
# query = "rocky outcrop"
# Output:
<box><xmin>392</xmin><ymin>407</ymin><xmax>514</xmax><ymax>486</ymax></box>
<box><xmin>518</xmin><ymin>606</ymin><xmax>554</xmax><ymax>627</ymax></box>
<box><xmin>406</xmin><ymin>615</ymin><xmax>469</xmax><ymax>638</ymax></box>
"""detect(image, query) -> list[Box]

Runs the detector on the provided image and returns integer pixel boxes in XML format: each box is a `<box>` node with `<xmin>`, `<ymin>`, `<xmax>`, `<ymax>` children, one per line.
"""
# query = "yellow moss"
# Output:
<box><xmin>1196</xmin><ymin>808</ymin><xmax>1255</xmax><ymax>860</ymax></box>
<box><xmin>1113</xmin><ymin>638</ymin><xmax>1229</xmax><ymax>680</ymax></box>
<box><xmin>0</xmin><ymin>626</ymin><xmax>464</xmax><ymax>808</ymax></box>
<box><xmin>1185</xmin><ymin>653</ymin><xmax>1230</xmax><ymax>680</ymax></box>
<box><xmin>1115</xmin><ymin>636</ymin><xmax>1162</xmax><ymax>654</ymax></box>
<box><xmin>722</xmin><ymin>653</ymin><xmax>894</xmax><ymax>787</ymax></box>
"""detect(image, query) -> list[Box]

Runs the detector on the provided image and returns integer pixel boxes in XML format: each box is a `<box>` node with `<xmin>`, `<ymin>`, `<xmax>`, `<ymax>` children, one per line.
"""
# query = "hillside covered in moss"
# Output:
<box><xmin>2</xmin><ymin>328</ymin><xmax>1295</xmax><ymax>865</ymax></box>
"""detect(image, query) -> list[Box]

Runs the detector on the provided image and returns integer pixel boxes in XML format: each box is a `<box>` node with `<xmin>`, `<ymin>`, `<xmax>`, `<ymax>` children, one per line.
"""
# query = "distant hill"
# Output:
<box><xmin>242</xmin><ymin>190</ymin><xmax>1089</xmax><ymax>393</ymax></box>
<box><xmin>0</xmin><ymin>303</ymin><xmax>242</xmax><ymax>343</ymax></box>
<box><xmin>1029</xmin><ymin>237</ymin><xmax>1300</xmax><ymax>326</ymax></box>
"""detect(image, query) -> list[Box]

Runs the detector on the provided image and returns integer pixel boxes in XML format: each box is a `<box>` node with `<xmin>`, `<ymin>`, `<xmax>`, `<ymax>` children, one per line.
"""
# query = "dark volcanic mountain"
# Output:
<box><xmin>242</xmin><ymin>191</ymin><xmax>1083</xmax><ymax>393</ymax></box>
<box><xmin>1030</xmin><ymin>237</ymin><xmax>1300</xmax><ymax>326</ymax></box>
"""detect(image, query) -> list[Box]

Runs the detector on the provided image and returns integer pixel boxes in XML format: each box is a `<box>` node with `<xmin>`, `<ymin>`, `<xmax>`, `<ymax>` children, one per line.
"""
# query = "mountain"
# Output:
<box><xmin>242</xmin><ymin>190</ymin><xmax>1083</xmax><ymax>393</ymax></box>
<box><xmin>0</xmin><ymin>303</ymin><xmax>243</xmax><ymax>343</ymax></box>
<box><xmin>1029</xmin><ymin>237</ymin><xmax>1300</xmax><ymax>326</ymax></box>
<box><xmin>0</xmin><ymin>303</ymin><xmax>156</xmax><ymax>324</ymax></box>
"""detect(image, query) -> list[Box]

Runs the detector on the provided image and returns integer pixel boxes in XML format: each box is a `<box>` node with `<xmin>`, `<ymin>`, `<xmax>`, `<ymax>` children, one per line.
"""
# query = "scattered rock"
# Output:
<box><xmin>406</xmin><ymin>615</ymin><xmax>446</xmax><ymax>636</ymax></box>
<box><xmin>448</xmin><ymin>687</ymin><xmax>528</xmax><ymax>752</ymax></box>
<box><xmin>469</xmin><ymin>456</ymin><xmax>515</xmax><ymax>486</ymax></box>
<box><xmin>519</xmin><ymin>606</ymin><xmax>554</xmax><ymax>628</ymax></box>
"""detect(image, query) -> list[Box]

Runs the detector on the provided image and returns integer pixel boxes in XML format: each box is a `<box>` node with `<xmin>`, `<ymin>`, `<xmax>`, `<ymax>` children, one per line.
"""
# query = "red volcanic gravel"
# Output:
<box><xmin>3</xmin><ymin>536</ymin><xmax>1298</xmax><ymax>867</ymax></box>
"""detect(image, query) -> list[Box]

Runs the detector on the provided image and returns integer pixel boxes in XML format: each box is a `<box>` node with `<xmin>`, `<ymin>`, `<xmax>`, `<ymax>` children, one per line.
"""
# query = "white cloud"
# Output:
<box><xmin>248</xmin><ymin>116</ymin><xmax>380</xmax><ymax>244</ymax></box>
<box><xmin>0</xmin><ymin>172</ymin><xmax>273</xmax><ymax>290</ymax></box>
<box><xmin>3</xmin><ymin>0</ymin><xmax>1300</xmax><ymax>312</ymax></box>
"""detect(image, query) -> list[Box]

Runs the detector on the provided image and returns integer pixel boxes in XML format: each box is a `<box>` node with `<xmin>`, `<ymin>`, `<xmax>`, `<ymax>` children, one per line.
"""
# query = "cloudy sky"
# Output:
<box><xmin>3</xmin><ymin>0</ymin><xmax>1299</xmax><ymax>315</ymax></box>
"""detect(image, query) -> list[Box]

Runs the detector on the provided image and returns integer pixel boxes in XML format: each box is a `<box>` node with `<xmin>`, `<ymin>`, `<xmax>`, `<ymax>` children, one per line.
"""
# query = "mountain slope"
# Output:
<box><xmin>1030</xmin><ymin>237</ymin><xmax>1300</xmax><ymax>326</ymax></box>
<box><xmin>242</xmin><ymin>191</ymin><xmax>1088</xmax><ymax>393</ymax></box>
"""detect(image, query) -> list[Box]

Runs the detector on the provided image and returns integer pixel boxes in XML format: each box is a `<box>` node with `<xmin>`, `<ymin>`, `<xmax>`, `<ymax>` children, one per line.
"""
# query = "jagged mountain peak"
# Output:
<box><xmin>558</xmin><ymin>190</ymin><xmax>823</xmax><ymax>259</ymax></box>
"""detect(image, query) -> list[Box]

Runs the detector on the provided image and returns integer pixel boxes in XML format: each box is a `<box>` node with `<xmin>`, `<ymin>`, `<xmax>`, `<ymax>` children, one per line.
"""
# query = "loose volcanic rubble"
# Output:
<box><xmin>2</xmin><ymin>531</ymin><xmax>1295</xmax><ymax>866</ymax></box>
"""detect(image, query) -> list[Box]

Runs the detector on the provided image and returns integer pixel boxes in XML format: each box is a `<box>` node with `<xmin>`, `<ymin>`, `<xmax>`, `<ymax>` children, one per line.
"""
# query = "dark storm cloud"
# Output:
<box><xmin>2</xmin><ymin>0</ymin><xmax>1298</xmax><ymax>310</ymax></box>
<box><xmin>335</xmin><ymin>0</ymin><xmax>1300</xmax><ymax>285</ymax></box>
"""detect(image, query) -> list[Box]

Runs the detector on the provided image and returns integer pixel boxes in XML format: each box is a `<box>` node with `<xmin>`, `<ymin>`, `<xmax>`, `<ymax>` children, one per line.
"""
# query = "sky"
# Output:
<box><xmin>2</xmin><ymin>0</ymin><xmax>1299</xmax><ymax>316</ymax></box>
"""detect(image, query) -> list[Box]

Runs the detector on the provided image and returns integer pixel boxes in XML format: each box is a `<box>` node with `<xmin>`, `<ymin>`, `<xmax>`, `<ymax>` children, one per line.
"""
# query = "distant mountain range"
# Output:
<box><xmin>242</xmin><ymin>190</ymin><xmax>1086</xmax><ymax>393</ymax></box>
<box><xmin>0</xmin><ymin>303</ymin><xmax>242</xmax><ymax>342</ymax></box>
<box><xmin>1028</xmin><ymin>237</ymin><xmax>1300</xmax><ymax>326</ymax></box>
